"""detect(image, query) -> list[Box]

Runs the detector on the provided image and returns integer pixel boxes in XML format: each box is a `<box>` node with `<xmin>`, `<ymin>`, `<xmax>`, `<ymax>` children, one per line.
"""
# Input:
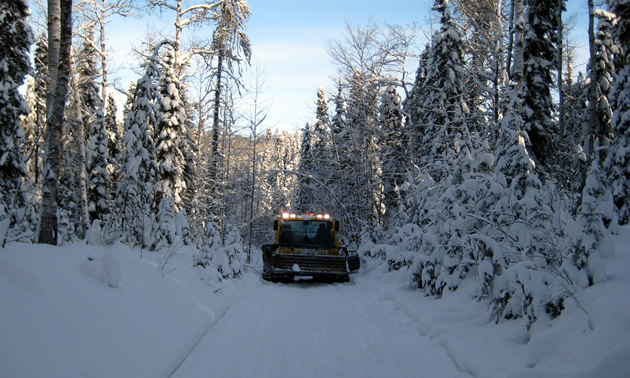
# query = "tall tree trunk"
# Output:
<box><xmin>512</xmin><ymin>0</ymin><xmax>524</xmax><ymax>91</ymax></box>
<box><xmin>494</xmin><ymin>0</ymin><xmax>504</xmax><ymax>123</ymax></box>
<box><xmin>248</xmin><ymin>137</ymin><xmax>256</xmax><ymax>263</ymax></box>
<box><xmin>174</xmin><ymin>0</ymin><xmax>182</xmax><ymax>71</ymax></box>
<box><xmin>99</xmin><ymin>0</ymin><xmax>108</xmax><ymax>111</ymax></box>
<box><xmin>71</xmin><ymin>55</ymin><xmax>90</xmax><ymax>237</ymax></box>
<box><xmin>210</xmin><ymin>51</ymin><xmax>224</xmax><ymax>227</ymax></box>
<box><xmin>557</xmin><ymin>0</ymin><xmax>565</xmax><ymax>137</ymax></box>
<box><xmin>46</xmin><ymin>0</ymin><xmax>60</xmax><ymax>112</ymax></box>
<box><xmin>505</xmin><ymin>0</ymin><xmax>515</xmax><ymax>81</ymax></box>
<box><xmin>38</xmin><ymin>0</ymin><xmax>73</xmax><ymax>244</ymax></box>
<box><xmin>585</xmin><ymin>0</ymin><xmax>597</xmax><ymax>164</ymax></box>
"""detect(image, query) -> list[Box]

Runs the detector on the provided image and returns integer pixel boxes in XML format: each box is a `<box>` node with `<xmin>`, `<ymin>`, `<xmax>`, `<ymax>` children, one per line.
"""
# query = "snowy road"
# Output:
<box><xmin>3</xmin><ymin>239</ymin><xmax>629</xmax><ymax>377</ymax></box>
<box><xmin>171</xmin><ymin>275</ymin><xmax>466</xmax><ymax>378</ymax></box>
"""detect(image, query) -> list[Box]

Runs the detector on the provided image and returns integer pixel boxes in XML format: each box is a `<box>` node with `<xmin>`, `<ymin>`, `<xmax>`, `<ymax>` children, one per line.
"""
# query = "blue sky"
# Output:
<box><xmin>106</xmin><ymin>0</ymin><xmax>589</xmax><ymax>133</ymax></box>
<box><xmin>244</xmin><ymin>0</ymin><xmax>433</xmax><ymax>131</ymax></box>
<box><xmin>106</xmin><ymin>0</ymin><xmax>432</xmax><ymax>131</ymax></box>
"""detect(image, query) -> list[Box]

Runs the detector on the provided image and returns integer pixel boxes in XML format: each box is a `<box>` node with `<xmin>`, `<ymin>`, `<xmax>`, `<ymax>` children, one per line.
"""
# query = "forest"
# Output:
<box><xmin>1</xmin><ymin>0</ymin><xmax>629</xmax><ymax>328</ymax></box>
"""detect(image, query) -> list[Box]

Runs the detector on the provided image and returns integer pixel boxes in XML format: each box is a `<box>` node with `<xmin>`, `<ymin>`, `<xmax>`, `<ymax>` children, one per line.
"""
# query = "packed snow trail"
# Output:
<box><xmin>171</xmin><ymin>274</ymin><xmax>466</xmax><ymax>378</ymax></box>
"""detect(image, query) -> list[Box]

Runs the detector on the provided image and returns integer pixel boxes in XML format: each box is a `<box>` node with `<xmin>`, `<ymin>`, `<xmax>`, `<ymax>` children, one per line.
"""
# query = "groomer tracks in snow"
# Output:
<box><xmin>170</xmin><ymin>275</ymin><xmax>465</xmax><ymax>377</ymax></box>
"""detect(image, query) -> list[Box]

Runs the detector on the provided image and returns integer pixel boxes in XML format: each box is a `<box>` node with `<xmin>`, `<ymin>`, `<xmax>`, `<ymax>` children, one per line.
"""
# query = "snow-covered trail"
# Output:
<box><xmin>171</xmin><ymin>275</ymin><xmax>466</xmax><ymax>378</ymax></box>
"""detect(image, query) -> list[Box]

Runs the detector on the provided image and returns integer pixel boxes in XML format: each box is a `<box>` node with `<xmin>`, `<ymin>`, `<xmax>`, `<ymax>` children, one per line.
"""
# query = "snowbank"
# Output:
<box><xmin>0</xmin><ymin>242</ymin><xmax>230</xmax><ymax>377</ymax></box>
<box><xmin>1</xmin><ymin>226</ymin><xmax>629</xmax><ymax>377</ymax></box>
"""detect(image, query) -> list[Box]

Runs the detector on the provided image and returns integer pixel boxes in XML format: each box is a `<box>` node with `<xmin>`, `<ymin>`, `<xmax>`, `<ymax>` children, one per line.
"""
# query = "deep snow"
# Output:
<box><xmin>1</xmin><ymin>227</ymin><xmax>630</xmax><ymax>377</ymax></box>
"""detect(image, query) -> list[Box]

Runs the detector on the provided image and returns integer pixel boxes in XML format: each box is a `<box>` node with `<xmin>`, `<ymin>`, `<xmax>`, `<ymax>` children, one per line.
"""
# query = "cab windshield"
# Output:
<box><xmin>279</xmin><ymin>220</ymin><xmax>335</xmax><ymax>248</ymax></box>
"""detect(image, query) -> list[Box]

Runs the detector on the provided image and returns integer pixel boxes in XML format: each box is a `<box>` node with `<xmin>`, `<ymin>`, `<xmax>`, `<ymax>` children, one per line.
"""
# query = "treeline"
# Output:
<box><xmin>0</xmin><ymin>0</ymin><xmax>305</xmax><ymax>275</ymax></box>
<box><xmin>293</xmin><ymin>0</ymin><xmax>629</xmax><ymax>328</ymax></box>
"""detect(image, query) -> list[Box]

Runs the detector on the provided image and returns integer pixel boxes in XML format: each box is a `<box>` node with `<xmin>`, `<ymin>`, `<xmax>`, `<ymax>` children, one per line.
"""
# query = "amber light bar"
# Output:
<box><xmin>281</xmin><ymin>212</ymin><xmax>330</xmax><ymax>220</ymax></box>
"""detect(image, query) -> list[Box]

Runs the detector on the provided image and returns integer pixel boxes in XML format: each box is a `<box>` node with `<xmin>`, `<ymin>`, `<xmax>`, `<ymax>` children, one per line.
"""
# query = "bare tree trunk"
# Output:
<box><xmin>557</xmin><ymin>0</ymin><xmax>565</xmax><ymax>137</ymax></box>
<box><xmin>38</xmin><ymin>0</ymin><xmax>73</xmax><ymax>244</ymax></box>
<box><xmin>71</xmin><ymin>55</ymin><xmax>90</xmax><ymax>237</ymax></box>
<box><xmin>174</xmin><ymin>0</ymin><xmax>183</xmax><ymax>71</ymax></box>
<box><xmin>494</xmin><ymin>0</ymin><xmax>505</xmax><ymax>123</ymax></box>
<box><xmin>46</xmin><ymin>0</ymin><xmax>60</xmax><ymax>112</ymax></box>
<box><xmin>210</xmin><ymin>51</ymin><xmax>224</xmax><ymax>222</ymax></box>
<box><xmin>99</xmin><ymin>0</ymin><xmax>108</xmax><ymax>110</ymax></box>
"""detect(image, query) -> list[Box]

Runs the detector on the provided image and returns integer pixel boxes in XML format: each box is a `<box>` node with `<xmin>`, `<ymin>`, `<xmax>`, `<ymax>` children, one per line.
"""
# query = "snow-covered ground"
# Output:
<box><xmin>1</xmin><ymin>227</ymin><xmax>630</xmax><ymax>377</ymax></box>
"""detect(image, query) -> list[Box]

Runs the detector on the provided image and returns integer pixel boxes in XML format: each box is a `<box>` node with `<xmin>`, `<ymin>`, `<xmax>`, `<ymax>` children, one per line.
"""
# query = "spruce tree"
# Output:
<box><xmin>79</xmin><ymin>28</ymin><xmax>110</xmax><ymax>224</ymax></box>
<box><xmin>0</xmin><ymin>0</ymin><xmax>33</xmax><ymax>245</ymax></box>
<box><xmin>296</xmin><ymin>123</ymin><xmax>314</xmax><ymax>212</ymax></box>
<box><xmin>310</xmin><ymin>87</ymin><xmax>333</xmax><ymax>212</ymax></box>
<box><xmin>379</xmin><ymin>84</ymin><xmax>407</xmax><ymax>225</ymax></box>
<box><xmin>115</xmin><ymin>56</ymin><xmax>159</xmax><ymax>248</ymax></box>
<box><xmin>571</xmin><ymin>7</ymin><xmax>620</xmax><ymax>274</ymax></box>
<box><xmin>330</xmin><ymin>80</ymin><xmax>351</xmax><ymax>222</ymax></box>
<box><xmin>589</xmin><ymin>9</ymin><xmax>618</xmax><ymax>147</ymax></box>
<box><xmin>604</xmin><ymin>0</ymin><xmax>630</xmax><ymax>224</ymax></box>
<box><xmin>521</xmin><ymin>0</ymin><xmax>564</xmax><ymax>166</ymax></box>
<box><xmin>404</xmin><ymin>44</ymin><xmax>430</xmax><ymax>165</ymax></box>
<box><xmin>105</xmin><ymin>95</ymin><xmax>123</xmax><ymax>201</ymax></box>
<box><xmin>573</xmin><ymin>157</ymin><xmax>614</xmax><ymax>288</ymax></box>
<box><xmin>419</xmin><ymin>0</ymin><xmax>471</xmax><ymax>185</ymax></box>
<box><xmin>86</xmin><ymin>111</ymin><xmax>110</xmax><ymax>223</ymax></box>
<box><xmin>154</xmin><ymin>47</ymin><xmax>187</xmax><ymax>212</ymax></box>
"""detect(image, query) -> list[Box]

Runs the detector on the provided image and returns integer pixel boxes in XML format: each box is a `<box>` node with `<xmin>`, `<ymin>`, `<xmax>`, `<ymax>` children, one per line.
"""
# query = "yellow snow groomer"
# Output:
<box><xmin>262</xmin><ymin>212</ymin><xmax>360</xmax><ymax>282</ymax></box>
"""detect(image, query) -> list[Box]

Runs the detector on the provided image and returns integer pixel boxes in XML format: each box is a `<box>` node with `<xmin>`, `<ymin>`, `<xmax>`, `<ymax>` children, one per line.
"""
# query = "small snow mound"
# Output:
<box><xmin>86</xmin><ymin>220</ymin><xmax>102</xmax><ymax>245</ymax></box>
<box><xmin>79</xmin><ymin>253</ymin><xmax>121</xmax><ymax>288</ymax></box>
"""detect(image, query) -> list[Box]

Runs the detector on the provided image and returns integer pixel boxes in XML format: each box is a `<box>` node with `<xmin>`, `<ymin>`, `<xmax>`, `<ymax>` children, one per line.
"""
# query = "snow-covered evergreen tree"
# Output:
<box><xmin>604</xmin><ymin>0</ymin><xmax>630</xmax><ymax>225</ymax></box>
<box><xmin>79</xmin><ymin>28</ymin><xmax>110</xmax><ymax>224</ymax></box>
<box><xmin>221</xmin><ymin>224</ymin><xmax>247</xmax><ymax>277</ymax></box>
<box><xmin>488</xmin><ymin>67</ymin><xmax>566</xmax><ymax>327</ymax></box>
<box><xmin>154</xmin><ymin>47</ymin><xmax>188</xmax><ymax>212</ymax></box>
<box><xmin>589</xmin><ymin>8</ymin><xmax>618</xmax><ymax>147</ymax></box>
<box><xmin>418</xmin><ymin>0</ymin><xmax>472</xmax><ymax>185</ymax></box>
<box><xmin>309</xmin><ymin>86</ymin><xmax>335</xmax><ymax>212</ymax></box>
<box><xmin>398</xmin><ymin>1</ymin><xmax>476</xmax><ymax>297</ymax></box>
<box><xmin>330</xmin><ymin>80</ymin><xmax>351</xmax><ymax>222</ymax></box>
<box><xmin>105</xmin><ymin>95</ymin><xmax>123</xmax><ymax>204</ymax></box>
<box><xmin>194</xmin><ymin>217</ymin><xmax>222</xmax><ymax>268</ymax></box>
<box><xmin>152</xmin><ymin>196</ymin><xmax>175</xmax><ymax>252</ymax></box>
<box><xmin>521</xmin><ymin>0</ymin><xmax>564</xmax><ymax>166</ymax></box>
<box><xmin>295</xmin><ymin>123</ymin><xmax>314</xmax><ymax>212</ymax></box>
<box><xmin>568</xmin><ymin>6</ymin><xmax>620</xmax><ymax>285</ymax></box>
<box><xmin>115</xmin><ymin>55</ymin><xmax>159</xmax><ymax>248</ymax></box>
<box><xmin>558</xmin><ymin>69</ymin><xmax>588</xmax><ymax>195</ymax></box>
<box><xmin>330</xmin><ymin>80</ymin><xmax>347</xmax><ymax>141</ymax></box>
<box><xmin>404</xmin><ymin>44</ymin><xmax>430</xmax><ymax>166</ymax></box>
<box><xmin>86</xmin><ymin>111</ymin><xmax>110</xmax><ymax>223</ymax></box>
<box><xmin>262</xmin><ymin>130</ymin><xmax>300</xmax><ymax>218</ymax></box>
<box><xmin>193</xmin><ymin>219</ymin><xmax>245</xmax><ymax>280</ymax></box>
<box><xmin>379</xmin><ymin>84</ymin><xmax>408</xmax><ymax>225</ymax></box>
<box><xmin>22</xmin><ymin>33</ymin><xmax>47</xmax><ymax>187</ymax></box>
<box><xmin>449</xmin><ymin>0</ymin><xmax>504</xmax><ymax>134</ymax></box>
<box><xmin>572</xmin><ymin>156</ymin><xmax>613</xmax><ymax>288</ymax></box>
<box><xmin>0</xmin><ymin>0</ymin><xmax>33</xmax><ymax>245</ymax></box>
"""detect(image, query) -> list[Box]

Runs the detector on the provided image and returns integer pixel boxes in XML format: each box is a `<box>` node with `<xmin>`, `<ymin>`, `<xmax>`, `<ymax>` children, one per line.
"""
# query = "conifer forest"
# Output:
<box><xmin>1</xmin><ymin>0</ymin><xmax>630</xmax><ymax>329</ymax></box>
